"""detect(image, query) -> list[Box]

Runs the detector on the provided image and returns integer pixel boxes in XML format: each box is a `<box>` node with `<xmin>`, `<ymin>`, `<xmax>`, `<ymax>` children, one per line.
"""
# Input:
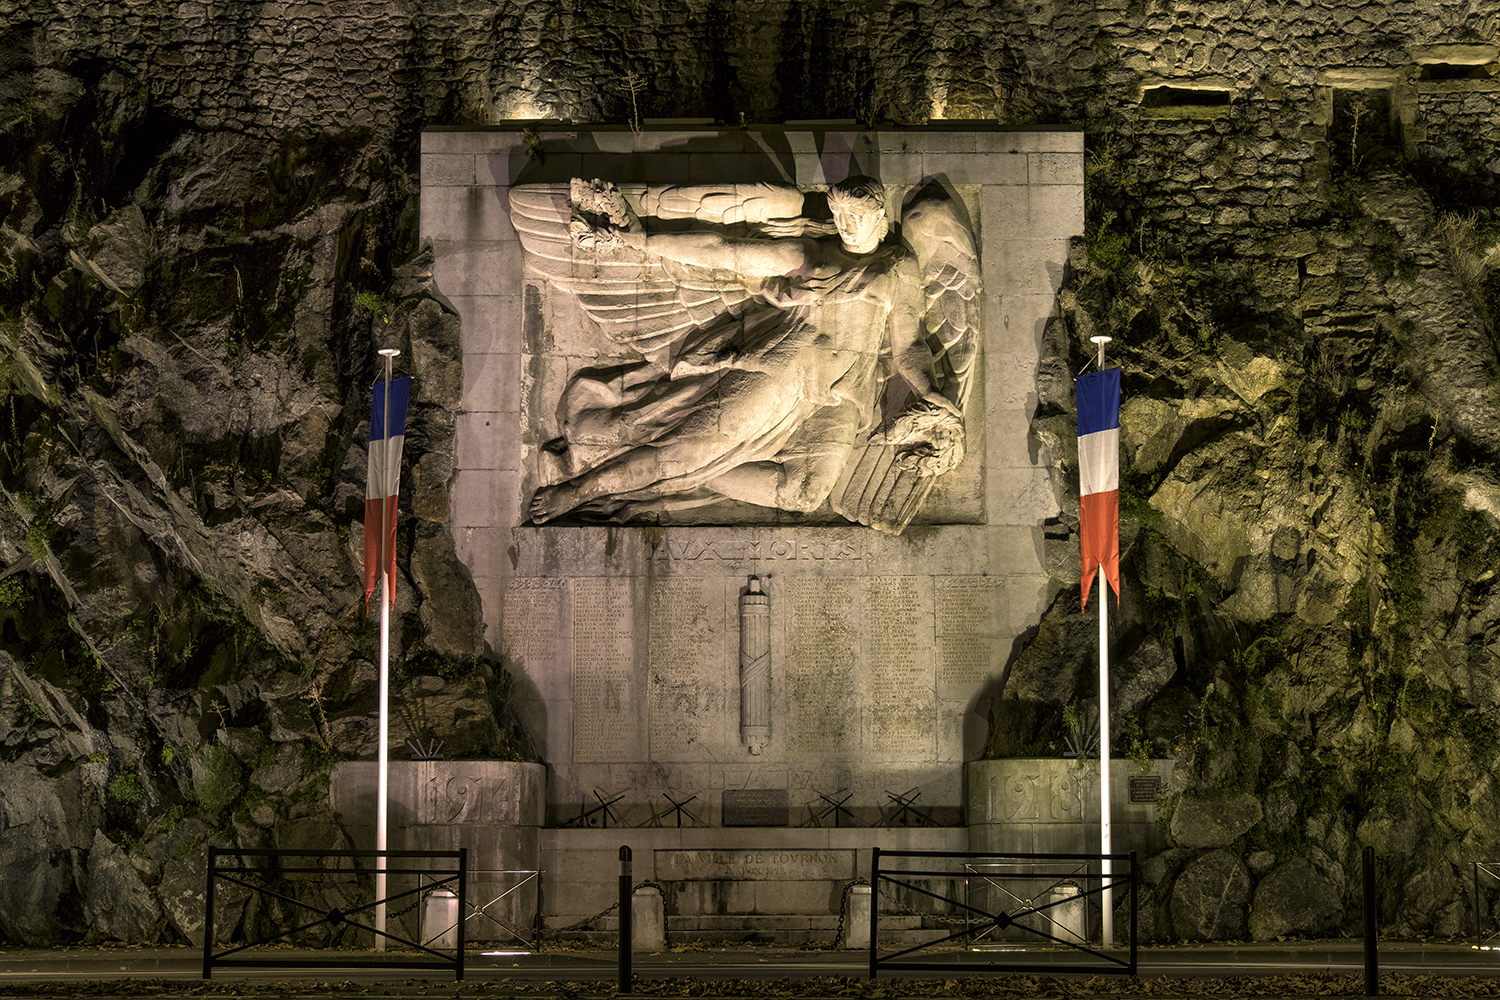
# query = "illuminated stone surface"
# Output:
<box><xmin>426</xmin><ymin>126</ymin><xmax>1080</xmax><ymax>928</ymax></box>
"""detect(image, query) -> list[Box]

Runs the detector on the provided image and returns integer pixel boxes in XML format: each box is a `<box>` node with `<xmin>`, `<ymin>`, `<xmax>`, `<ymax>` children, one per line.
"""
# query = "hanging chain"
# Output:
<box><xmin>554</xmin><ymin>880</ymin><xmax>668</xmax><ymax>934</ymax></box>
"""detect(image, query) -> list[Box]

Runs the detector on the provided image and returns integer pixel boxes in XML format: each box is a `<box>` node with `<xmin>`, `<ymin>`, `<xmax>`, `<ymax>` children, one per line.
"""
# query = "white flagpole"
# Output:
<box><xmin>1099</xmin><ymin>562</ymin><xmax>1113</xmax><ymax>947</ymax></box>
<box><xmin>1091</xmin><ymin>334</ymin><xmax>1114</xmax><ymax>949</ymax></box>
<box><xmin>375</xmin><ymin>347</ymin><xmax>400</xmax><ymax>951</ymax></box>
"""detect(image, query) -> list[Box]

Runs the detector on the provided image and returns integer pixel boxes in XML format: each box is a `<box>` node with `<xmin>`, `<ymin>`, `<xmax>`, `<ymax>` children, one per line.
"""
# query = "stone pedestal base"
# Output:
<box><xmin>331</xmin><ymin>760</ymin><xmax>547</xmax><ymax>945</ymax></box>
<box><xmin>965</xmin><ymin>758</ymin><xmax>1172</xmax><ymax>855</ymax></box>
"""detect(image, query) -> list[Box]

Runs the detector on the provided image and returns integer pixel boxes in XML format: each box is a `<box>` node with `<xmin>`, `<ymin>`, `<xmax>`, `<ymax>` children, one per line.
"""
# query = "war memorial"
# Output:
<box><xmin>329</xmin><ymin>125</ymin><xmax>1160</xmax><ymax>939</ymax></box>
<box><xmin>2</xmin><ymin>0</ymin><xmax>1499</xmax><ymax>956</ymax></box>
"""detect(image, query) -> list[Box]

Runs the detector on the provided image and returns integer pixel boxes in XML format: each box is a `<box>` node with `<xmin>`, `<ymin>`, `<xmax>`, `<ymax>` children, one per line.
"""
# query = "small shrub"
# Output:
<box><xmin>24</xmin><ymin>522</ymin><xmax>47</xmax><ymax>564</ymax></box>
<box><xmin>108</xmin><ymin>771</ymin><xmax>144</xmax><ymax>805</ymax></box>
<box><xmin>1121</xmin><ymin>716</ymin><xmax>1154</xmax><ymax>773</ymax></box>
<box><xmin>190</xmin><ymin>742</ymin><xmax>243</xmax><ymax>815</ymax></box>
<box><xmin>356</xmin><ymin>290</ymin><xmax>393</xmax><ymax>324</ymax></box>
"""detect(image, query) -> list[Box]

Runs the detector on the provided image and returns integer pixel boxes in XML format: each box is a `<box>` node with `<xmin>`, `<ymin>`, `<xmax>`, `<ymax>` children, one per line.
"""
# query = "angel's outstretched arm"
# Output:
<box><xmin>616</xmin><ymin>227</ymin><xmax>810</xmax><ymax>279</ymax></box>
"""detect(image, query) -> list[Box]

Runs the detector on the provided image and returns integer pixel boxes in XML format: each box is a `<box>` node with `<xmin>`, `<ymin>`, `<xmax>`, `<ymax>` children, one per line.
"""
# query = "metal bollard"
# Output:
<box><xmin>619</xmin><ymin>846</ymin><xmax>632</xmax><ymax>994</ymax></box>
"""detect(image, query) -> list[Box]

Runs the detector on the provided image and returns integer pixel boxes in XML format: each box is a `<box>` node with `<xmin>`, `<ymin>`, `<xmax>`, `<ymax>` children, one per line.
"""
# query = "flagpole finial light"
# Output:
<box><xmin>1090</xmin><ymin>334</ymin><xmax>1112</xmax><ymax>369</ymax></box>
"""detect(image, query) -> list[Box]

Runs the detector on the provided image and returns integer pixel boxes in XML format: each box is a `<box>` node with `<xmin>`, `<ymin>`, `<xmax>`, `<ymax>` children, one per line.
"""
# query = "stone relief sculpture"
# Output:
<box><xmin>508</xmin><ymin>175</ymin><xmax>980</xmax><ymax>534</ymax></box>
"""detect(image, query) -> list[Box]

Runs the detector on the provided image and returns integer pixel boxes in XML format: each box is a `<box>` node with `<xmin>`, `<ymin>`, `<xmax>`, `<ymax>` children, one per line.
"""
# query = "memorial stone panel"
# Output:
<box><xmin>936</xmin><ymin>576</ymin><xmax>1006</xmax><ymax>690</ymax></box>
<box><xmin>502</xmin><ymin>580</ymin><xmax>566</xmax><ymax>675</ymax></box>
<box><xmin>571</xmin><ymin>578</ymin><xmax>635</xmax><ymax>763</ymax></box>
<box><xmin>647</xmin><ymin>577</ymin><xmax>725</xmax><ymax>759</ymax></box>
<box><xmin>426</xmin><ymin>127</ymin><xmax>1083</xmax><ymax>839</ymax></box>
<box><xmin>655</xmin><ymin>848</ymin><xmax>855</xmax><ymax>881</ymax></box>
<box><xmin>787</xmin><ymin>577</ymin><xmax>861</xmax><ymax>757</ymax></box>
<box><xmin>865</xmin><ymin>576</ymin><xmax>935</xmax><ymax>759</ymax></box>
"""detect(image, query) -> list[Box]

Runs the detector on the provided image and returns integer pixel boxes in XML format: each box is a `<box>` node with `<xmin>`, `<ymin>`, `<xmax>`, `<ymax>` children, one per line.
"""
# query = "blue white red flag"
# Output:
<box><xmin>364</xmin><ymin>376</ymin><xmax>411</xmax><ymax>612</ymax></box>
<box><xmin>1076</xmin><ymin>367</ymin><xmax>1121</xmax><ymax>610</ymax></box>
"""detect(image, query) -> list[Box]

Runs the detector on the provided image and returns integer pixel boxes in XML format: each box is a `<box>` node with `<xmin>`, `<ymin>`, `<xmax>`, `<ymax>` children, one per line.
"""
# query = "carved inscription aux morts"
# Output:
<box><xmin>650</xmin><ymin>536</ymin><xmax>864</xmax><ymax>561</ymax></box>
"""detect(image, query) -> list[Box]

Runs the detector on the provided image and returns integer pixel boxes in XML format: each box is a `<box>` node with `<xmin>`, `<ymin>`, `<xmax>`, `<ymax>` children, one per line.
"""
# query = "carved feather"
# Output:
<box><xmin>508</xmin><ymin>183</ymin><xmax>756</xmax><ymax>358</ymax></box>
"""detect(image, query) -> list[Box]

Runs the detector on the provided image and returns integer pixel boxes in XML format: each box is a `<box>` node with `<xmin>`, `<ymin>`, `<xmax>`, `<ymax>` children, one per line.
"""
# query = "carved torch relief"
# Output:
<box><xmin>739</xmin><ymin>576</ymin><xmax>771</xmax><ymax>754</ymax></box>
<box><xmin>509</xmin><ymin>178</ymin><xmax>981</xmax><ymax>535</ymax></box>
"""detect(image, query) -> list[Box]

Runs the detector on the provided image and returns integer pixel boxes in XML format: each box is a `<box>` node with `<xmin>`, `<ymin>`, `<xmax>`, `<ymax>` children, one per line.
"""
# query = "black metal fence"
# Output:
<box><xmin>870</xmin><ymin>848</ymin><xmax>1136</xmax><ymax>978</ymax></box>
<box><xmin>1473</xmin><ymin>861</ymin><xmax>1500</xmax><ymax>952</ymax></box>
<box><xmin>202</xmin><ymin>847</ymin><xmax>466</xmax><ymax>980</ymax></box>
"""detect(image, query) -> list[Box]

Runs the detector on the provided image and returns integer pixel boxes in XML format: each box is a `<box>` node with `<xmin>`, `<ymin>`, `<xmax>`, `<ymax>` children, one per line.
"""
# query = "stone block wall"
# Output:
<box><xmin>11</xmin><ymin>0</ymin><xmax>1496</xmax><ymax>216</ymax></box>
<box><xmin>1412</xmin><ymin>79</ymin><xmax>1500</xmax><ymax>191</ymax></box>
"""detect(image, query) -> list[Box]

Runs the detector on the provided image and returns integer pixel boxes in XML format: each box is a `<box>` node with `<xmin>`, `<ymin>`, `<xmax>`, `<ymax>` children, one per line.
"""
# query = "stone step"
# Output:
<box><xmin>543</xmin><ymin>925</ymin><xmax>949</xmax><ymax>948</ymax></box>
<box><xmin>552</xmin><ymin>912</ymin><xmax>924</xmax><ymax>933</ymax></box>
<box><xmin>543</xmin><ymin>912</ymin><xmax>946</xmax><ymax>947</ymax></box>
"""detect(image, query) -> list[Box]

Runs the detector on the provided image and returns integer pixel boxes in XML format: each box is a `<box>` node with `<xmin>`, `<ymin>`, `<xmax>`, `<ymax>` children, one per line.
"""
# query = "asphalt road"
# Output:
<box><xmin>1</xmin><ymin>940</ymin><xmax>1496</xmax><ymax>989</ymax></box>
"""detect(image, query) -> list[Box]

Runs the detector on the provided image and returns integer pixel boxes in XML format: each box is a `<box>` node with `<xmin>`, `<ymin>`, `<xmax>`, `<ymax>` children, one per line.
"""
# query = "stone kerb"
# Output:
<box><xmin>330</xmin><ymin>761</ymin><xmax>546</xmax><ymax>944</ymax></box>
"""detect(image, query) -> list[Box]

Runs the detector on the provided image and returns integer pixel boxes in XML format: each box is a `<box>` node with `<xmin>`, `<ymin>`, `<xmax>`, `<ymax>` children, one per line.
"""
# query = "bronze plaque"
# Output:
<box><xmin>722</xmin><ymin>788</ymin><xmax>789</xmax><ymax>826</ymax></box>
<box><xmin>1128</xmin><ymin>776</ymin><xmax>1161</xmax><ymax>803</ymax></box>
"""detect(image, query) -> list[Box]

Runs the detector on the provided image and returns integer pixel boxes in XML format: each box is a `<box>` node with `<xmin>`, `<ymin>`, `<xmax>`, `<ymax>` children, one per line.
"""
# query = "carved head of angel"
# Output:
<box><xmin>827</xmin><ymin>175</ymin><xmax>889</xmax><ymax>254</ymax></box>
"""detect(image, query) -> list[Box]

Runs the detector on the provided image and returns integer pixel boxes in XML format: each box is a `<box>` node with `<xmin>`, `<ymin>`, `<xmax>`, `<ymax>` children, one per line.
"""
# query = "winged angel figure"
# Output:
<box><xmin>509</xmin><ymin>175</ymin><xmax>979</xmax><ymax>534</ymax></box>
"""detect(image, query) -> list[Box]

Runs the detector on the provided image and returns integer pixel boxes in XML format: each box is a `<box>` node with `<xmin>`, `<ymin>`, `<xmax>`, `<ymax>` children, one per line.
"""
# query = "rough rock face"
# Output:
<box><xmin>1</xmin><ymin>0</ymin><xmax>1497</xmax><ymax>944</ymax></box>
<box><xmin>0</xmin><ymin>759</ymin><xmax>91</xmax><ymax>943</ymax></box>
<box><xmin>83</xmin><ymin>830</ymin><xmax>162</xmax><ymax>944</ymax></box>
<box><xmin>0</xmin><ymin>2</ymin><xmax>540</xmax><ymax>945</ymax></box>
<box><xmin>1004</xmin><ymin>167</ymin><xmax>1500</xmax><ymax>936</ymax></box>
<box><xmin>1248</xmin><ymin>855</ymin><xmax>1343</xmax><ymax>940</ymax></box>
<box><xmin>1172</xmin><ymin>850</ymin><xmax>1252</xmax><ymax>941</ymax></box>
<box><xmin>1171</xmin><ymin>792</ymin><xmax>1265</xmax><ymax>849</ymax></box>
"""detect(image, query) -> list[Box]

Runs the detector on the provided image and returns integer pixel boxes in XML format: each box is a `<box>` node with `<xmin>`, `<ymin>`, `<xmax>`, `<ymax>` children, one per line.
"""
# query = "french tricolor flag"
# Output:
<box><xmin>1076</xmin><ymin>366</ymin><xmax>1121</xmax><ymax>610</ymax></box>
<box><xmin>364</xmin><ymin>376</ymin><xmax>411</xmax><ymax>612</ymax></box>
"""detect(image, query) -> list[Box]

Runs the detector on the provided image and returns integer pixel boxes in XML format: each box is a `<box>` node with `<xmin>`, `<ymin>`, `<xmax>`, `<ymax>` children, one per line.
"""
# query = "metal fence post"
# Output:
<box><xmin>202</xmin><ymin>847</ymin><xmax>217</xmax><ymax>979</ymax></box>
<box><xmin>457</xmin><ymin>847</ymin><xmax>467</xmax><ymax>981</ymax></box>
<box><xmin>1475</xmin><ymin>862</ymin><xmax>1482</xmax><ymax>951</ymax></box>
<box><xmin>619</xmin><ymin>845</ymin><xmax>632</xmax><ymax>993</ymax></box>
<box><xmin>1128</xmin><ymin>851</ymin><xmax>1138</xmax><ymax>976</ymax></box>
<box><xmin>869</xmin><ymin>846</ymin><xmax>881</xmax><ymax>980</ymax></box>
<box><xmin>1364</xmin><ymin>845</ymin><xmax>1378</xmax><ymax>997</ymax></box>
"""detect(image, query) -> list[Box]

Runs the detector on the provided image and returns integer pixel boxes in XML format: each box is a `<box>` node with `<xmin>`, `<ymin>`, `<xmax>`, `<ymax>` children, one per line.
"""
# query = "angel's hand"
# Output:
<box><xmin>569</xmin><ymin>178</ymin><xmax>645</xmax><ymax>252</ymax></box>
<box><xmin>613</xmin><ymin>224</ymin><xmax>647</xmax><ymax>251</ymax></box>
<box><xmin>918</xmin><ymin>388</ymin><xmax>962</xmax><ymax>417</ymax></box>
<box><xmin>569</xmin><ymin>218</ymin><xmax>646</xmax><ymax>253</ymax></box>
<box><xmin>887</xmin><ymin>402</ymin><xmax>966</xmax><ymax>477</ymax></box>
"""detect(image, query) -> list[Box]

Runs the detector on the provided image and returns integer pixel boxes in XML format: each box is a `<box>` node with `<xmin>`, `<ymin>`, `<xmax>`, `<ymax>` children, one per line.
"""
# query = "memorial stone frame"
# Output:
<box><xmin>421</xmin><ymin>127</ymin><xmax>1083</xmax><ymax>839</ymax></box>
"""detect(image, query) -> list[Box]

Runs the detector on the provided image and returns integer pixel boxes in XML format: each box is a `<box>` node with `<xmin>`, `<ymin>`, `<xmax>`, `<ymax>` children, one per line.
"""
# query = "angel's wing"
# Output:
<box><xmin>829</xmin><ymin>191</ymin><xmax>981</xmax><ymax>535</ymax></box>
<box><xmin>508</xmin><ymin>183</ymin><xmax>784</xmax><ymax>358</ymax></box>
